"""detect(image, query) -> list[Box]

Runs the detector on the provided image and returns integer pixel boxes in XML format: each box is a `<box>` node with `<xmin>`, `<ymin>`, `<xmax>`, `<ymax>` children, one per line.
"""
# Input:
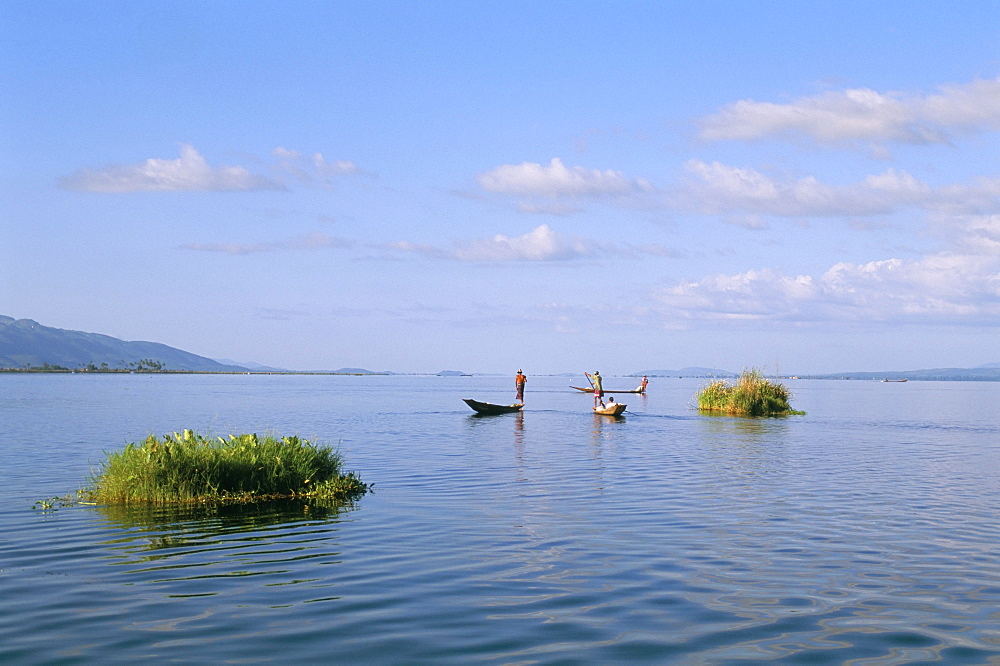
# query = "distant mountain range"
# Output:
<box><xmin>0</xmin><ymin>316</ymin><xmax>248</xmax><ymax>372</ymax></box>
<box><xmin>332</xmin><ymin>367</ymin><xmax>394</xmax><ymax>375</ymax></box>
<box><xmin>632</xmin><ymin>367</ymin><xmax>737</xmax><ymax>377</ymax></box>
<box><xmin>215</xmin><ymin>358</ymin><xmax>290</xmax><ymax>373</ymax></box>
<box><xmin>801</xmin><ymin>366</ymin><xmax>1000</xmax><ymax>381</ymax></box>
<box><xmin>636</xmin><ymin>366</ymin><xmax>1000</xmax><ymax>381</ymax></box>
<box><xmin>3</xmin><ymin>315</ymin><xmax>998</xmax><ymax>380</ymax></box>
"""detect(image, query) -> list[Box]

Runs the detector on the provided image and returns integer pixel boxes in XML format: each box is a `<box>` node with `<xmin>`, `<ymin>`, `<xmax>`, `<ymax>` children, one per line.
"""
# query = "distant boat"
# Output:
<box><xmin>570</xmin><ymin>386</ymin><xmax>645</xmax><ymax>394</ymax></box>
<box><xmin>463</xmin><ymin>398</ymin><xmax>523</xmax><ymax>415</ymax></box>
<box><xmin>593</xmin><ymin>402</ymin><xmax>627</xmax><ymax>416</ymax></box>
<box><xmin>882</xmin><ymin>378</ymin><xmax>908</xmax><ymax>382</ymax></box>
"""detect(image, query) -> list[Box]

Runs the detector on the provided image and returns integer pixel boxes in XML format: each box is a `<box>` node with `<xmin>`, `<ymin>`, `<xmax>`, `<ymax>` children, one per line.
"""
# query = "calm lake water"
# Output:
<box><xmin>1</xmin><ymin>373</ymin><xmax>998</xmax><ymax>664</ymax></box>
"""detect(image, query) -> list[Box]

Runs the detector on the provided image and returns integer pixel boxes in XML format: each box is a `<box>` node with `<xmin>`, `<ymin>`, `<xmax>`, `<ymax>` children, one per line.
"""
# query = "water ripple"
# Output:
<box><xmin>3</xmin><ymin>375</ymin><xmax>1000</xmax><ymax>662</ymax></box>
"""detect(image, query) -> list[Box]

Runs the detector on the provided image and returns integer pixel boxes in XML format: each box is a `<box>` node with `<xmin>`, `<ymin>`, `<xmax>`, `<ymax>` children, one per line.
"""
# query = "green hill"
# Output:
<box><xmin>0</xmin><ymin>316</ymin><xmax>248</xmax><ymax>372</ymax></box>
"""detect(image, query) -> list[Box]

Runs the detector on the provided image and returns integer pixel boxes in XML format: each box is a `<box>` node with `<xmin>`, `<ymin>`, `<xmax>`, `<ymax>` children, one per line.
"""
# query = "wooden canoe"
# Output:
<box><xmin>593</xmin><ymin>402</ymin><xmax>627</xmax><ymax>416</ymax></box>
<box><xmin>463</xmin><ymin>398</ymin><xmax>523</xmax><ymax>415</ymax></box>
<box><xmin>570</xmin><ymin>386</ymin><xmax>645</xmax><ymax>394</ymax></box>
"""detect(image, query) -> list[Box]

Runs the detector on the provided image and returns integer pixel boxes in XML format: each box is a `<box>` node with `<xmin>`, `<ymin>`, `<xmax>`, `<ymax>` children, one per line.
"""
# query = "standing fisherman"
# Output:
<box><xmin>585</xmin><ymin>371</ymin><xmax>604</xmax><ymax>408</ymax></box>
<box><xmin>515</xmin><ymin>369</ymin><xmax>527</xmax><ymax>402</ymax></box>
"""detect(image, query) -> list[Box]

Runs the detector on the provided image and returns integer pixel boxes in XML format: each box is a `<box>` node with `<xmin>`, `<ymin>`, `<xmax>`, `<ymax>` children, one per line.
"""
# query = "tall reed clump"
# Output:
<box><xmin>696</xmin><ymin>369</ymin><xmax>803</xmax><ymax>416</ymax></box>
<box><xmin>86</xmin><ymin>430</ymin><xmax>370</xmax><ymax>505</ymax></box>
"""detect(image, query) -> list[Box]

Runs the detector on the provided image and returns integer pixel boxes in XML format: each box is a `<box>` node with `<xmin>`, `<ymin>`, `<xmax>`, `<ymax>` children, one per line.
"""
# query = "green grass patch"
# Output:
<box><xmin>83</xmin><ymin>430</ymin><xmax>370</xmax><ymax>505</ymax></box>
<box><xmin>696</xmin><ymin>369</ymin><xmax>804</xmax><ymax>417</ymax></box>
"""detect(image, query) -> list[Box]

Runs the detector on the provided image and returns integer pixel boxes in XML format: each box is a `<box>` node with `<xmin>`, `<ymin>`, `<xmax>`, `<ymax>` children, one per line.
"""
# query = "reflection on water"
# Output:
<box><xmin>97</xmin><ymin>498</ymin><xmax>355</xmax><ymax>536</ymax></box>
<box><xmin>696</xmin><ymin>414</ymin><xmax>792</xmax><ymax>482</ymax></box>
<box><xmin>698</xmin><ymin>410</ymin><xmax>792</xmax><ymax>441</ymax></box>
<box><xmin>89</xmin><ymin>500</ymin><xmax>360</xmax><ymax>602</ymax></box>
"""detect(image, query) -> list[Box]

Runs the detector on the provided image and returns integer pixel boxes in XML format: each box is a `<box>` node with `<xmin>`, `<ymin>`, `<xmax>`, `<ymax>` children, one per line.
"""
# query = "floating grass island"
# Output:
<box><xmin>696</xmin><ymin>369</ymin><xmax>804</xmax><ymax>417</ymax></box>
<box><xmin>82</xmin><ymin>430</ymin><xmax>370</xmax><ymax>505</ymax></box>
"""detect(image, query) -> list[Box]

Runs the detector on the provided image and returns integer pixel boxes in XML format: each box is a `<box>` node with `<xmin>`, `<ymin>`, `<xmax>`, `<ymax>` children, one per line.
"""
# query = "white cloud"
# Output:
<box><xmin>818</xmin><ymin>253</ymin><xmax>1000</xmax><ymax>318</ymax></box>
<box><xmin>699</xmin><ymin>77</ymin><xmax>1000</xmax><ymax>145</ymax></box>
<box><xmin>181</xmin><ymin>231</ymin><xmax>353</xmax><ymax>255</ymax></box>
<box><xmin>312</xmin><ymin>152</ymin><xmax>359</xmax><ymax>176</ymax></box>
<box><xmin>933</xmin><ymin>177</ymin><xmax>1000</xmax><ymax>216</ymax></box>
<box><xmin>948</xmin><ymin>215</ymin><xmax>1000</xmax><ymax>254</ymax></box>
<box><xmin>654</xmin><ymin>244</ymin><xmax>1000</xmax><ymax>325</ymax></box>
<box><xmin>62</xmin><ymin>144</ymin><xmax>283</xmax><ymax>192</ymax></box>
<box><xmin>272</xmin><ymin>146</ymin><xmax>360</xmax><ymax>185</ymax></box>
<box><xmin>678</xmin><ymin>160</ymin><xmax>932</xmax><ymax>218</ymax></box>
<box><xmin>651</xmin><ymin>205</ymin><xmax>1000</xmax><ymax>324</ymax></box>
<box><xmin>516</xmin><ymin>201</ymin><xmax>585</xmax><ymax>216</ymax></box>
<box><xmin>61</xmin><ymin>145</ymin><xmax>361</xmax><ymax>193</ymax></box>
<box><xmin>477</xmin><ymin>158</ymin><xmax>653</xmax><ymax>199</ymax></box>
<box><xmin>656</xmin><ymin>268</ymin><xmax>819</xmax><ymax>320</ymax></box>
<box><xmin>389</xmin><ymin>224</ymin><xmax>596</xmax><ymax>262</ymax></box>
<box><xmin>700</xmin><ymin>89</ymin><xmax>919</xmax><ymax>144</ymax></box>
<box><xmin>453</xmin><ymin>224</ymin><xmax>594</xmax><ymax>262</ymax></box>
<box><xmin>271</xmin><ymin>147</ymin><xmax>299</xmax><ymax>160</ymax></box>
<box><xmin>387</xmin><ymin>224</ymin><xmax>677</xmax><ymax>263</ymax></box>
<box><xmin>921</xmin><ymin>78</ymin><xmax>1000</xmax><ymax>132</ymax></box>
<box><xmin>383</xmin><ymin>241</ymin><xmax>449</xmax><ymax>259</ymax></box>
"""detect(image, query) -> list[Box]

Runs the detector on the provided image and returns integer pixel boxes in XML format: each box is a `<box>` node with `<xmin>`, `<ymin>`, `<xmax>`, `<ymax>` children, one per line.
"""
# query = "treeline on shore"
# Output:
<box><xmin>3</xmin><ymin>359</ymin><xmax>171</xmax><ymax>373</ymax></box>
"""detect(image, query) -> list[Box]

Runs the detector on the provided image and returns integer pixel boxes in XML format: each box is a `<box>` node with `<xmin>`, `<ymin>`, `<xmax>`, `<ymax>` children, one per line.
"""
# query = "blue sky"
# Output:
<box><xmin>3</xmin><ymin>1</ymin><xmax>999</xmax><ymax>374</ymax></box>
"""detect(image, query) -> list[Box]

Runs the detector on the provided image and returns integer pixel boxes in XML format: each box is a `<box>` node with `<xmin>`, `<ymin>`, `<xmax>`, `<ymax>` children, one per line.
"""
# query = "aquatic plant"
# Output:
<box><xmin>32</xmin><ymin>493</ymin><xmax>82</xmax><ymax>511</ymax></box>
<box><xmin>85</xmin><ymin>430</ymin><xmax>370</xmax><ymax>505</ymax></box>
<box><xmin>696</xmin><ymin>369</ymin><xmax>803</xmax><ymax>416</ymax></box>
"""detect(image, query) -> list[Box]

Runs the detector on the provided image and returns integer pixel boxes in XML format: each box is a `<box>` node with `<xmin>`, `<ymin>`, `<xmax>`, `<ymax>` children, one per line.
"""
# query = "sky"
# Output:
<box><xmin>2</xmin><ymin>1</ymin><xmax>1000</xmax><ymax>375</ymax></box>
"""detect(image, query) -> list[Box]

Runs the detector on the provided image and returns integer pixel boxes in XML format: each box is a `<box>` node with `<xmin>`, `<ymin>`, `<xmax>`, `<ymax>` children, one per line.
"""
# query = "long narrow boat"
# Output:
<box><xmin>463</xmin><ymin>398</ymin><xmax>523</xmax><ymax>415</ymax></box>
<box><xmin>593</xmin><ymin>402</ymin><xmax>627</xmax><ymax>416</ymax></box>
<box><xmin>570</xmin><ymin>386</ymin><xmax>645</xmax><ymax>394</ymax></box>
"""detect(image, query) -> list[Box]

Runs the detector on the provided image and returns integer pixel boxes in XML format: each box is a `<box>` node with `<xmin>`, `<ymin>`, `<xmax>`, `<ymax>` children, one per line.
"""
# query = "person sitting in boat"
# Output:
<box><xmin>603</xmin><ymin>397</ymin><xmax>616</xmax><ymax>409</ymax></box>
<box><xmin>637</xmin><ymin>376</ymin><xmax>648</xmax><ymax>393</ymax></box>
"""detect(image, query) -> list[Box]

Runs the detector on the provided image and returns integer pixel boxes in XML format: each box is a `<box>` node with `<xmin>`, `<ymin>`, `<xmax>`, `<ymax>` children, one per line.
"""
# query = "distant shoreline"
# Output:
<box><xmin>2</xmin><ymin>368</ymin><xmax>999</xmax><ymax>381</ymax></box>
<box><xmin>0</xmin><ymin>368</ymin><xmax>389</xmax><ymax>376</ymax></box>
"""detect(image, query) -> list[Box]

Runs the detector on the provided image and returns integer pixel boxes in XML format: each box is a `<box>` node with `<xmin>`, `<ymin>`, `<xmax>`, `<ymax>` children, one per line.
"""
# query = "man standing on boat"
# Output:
<box><xmin>586</xmin><ymin>371</ymin><xmax>604</xmax><ymax>408</ymax></box>
<box><xmin>515</xmin><ymin>369</ymin><xmax>526</xmax><ymax>402</ymax></box>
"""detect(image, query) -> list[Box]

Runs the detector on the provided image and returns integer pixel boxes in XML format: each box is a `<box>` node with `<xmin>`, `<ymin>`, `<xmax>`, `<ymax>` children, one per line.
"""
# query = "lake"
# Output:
<box><xmin>1</xmin><ymin>373</ymin><xmax>998</xmax><ymax>663</ymax></box>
